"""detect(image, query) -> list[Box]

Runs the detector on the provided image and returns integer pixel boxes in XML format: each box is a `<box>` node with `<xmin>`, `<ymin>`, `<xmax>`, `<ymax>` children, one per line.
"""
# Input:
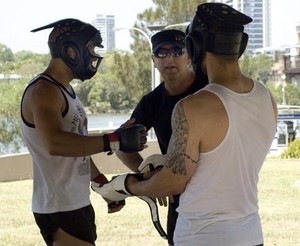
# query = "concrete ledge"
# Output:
<box><xmin>0</xmin><ymin>153</ymin><xmax>34</xmax><ymax>182</ymax></box>
<box><xmin>0</xmin><ymin>141</ymin><xmax>160</xmax><ymax>182</ymax></box>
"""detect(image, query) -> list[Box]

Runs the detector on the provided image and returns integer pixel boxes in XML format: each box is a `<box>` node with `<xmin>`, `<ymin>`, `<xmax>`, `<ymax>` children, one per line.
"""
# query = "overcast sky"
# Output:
<box><xmin>0</xmin><ymin>0</ymin><xmax>299</xmax><ymax>54</ymax></box>
<box><xmin>0</xmin><ymin>0</ymin><xmax>154</xmax><ymax>53</ymax></box>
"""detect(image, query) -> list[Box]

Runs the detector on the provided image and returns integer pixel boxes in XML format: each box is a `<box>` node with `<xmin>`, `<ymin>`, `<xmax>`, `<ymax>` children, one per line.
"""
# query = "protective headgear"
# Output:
<box><xmin>186</xmin><ymin>3</ymin><xmax>252</xmax><ymax>65</ymax></box>
<box><xmin>31</xmin><ymin>18</ymin><xmax>104</xmax><ymax>81</ymax></box>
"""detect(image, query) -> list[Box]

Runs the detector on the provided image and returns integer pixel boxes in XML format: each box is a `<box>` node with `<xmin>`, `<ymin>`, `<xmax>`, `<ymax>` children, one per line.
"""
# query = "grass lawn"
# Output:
<box><xmin>0</xmin><ymin>159</ymin><xmax>299</xmax><ymax>245</ymax></box>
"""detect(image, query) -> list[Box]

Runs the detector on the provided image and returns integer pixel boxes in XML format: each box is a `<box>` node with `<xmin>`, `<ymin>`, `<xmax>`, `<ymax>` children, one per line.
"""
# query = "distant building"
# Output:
<box><xmin>92</xmin><ymin>14</ymin><xmax>115</xmax><ymax>52</ymax></box>
<box><xmin>276</xmin><ymin>22</ymin><xmax>300</xmax><ymax>86</ymax></box>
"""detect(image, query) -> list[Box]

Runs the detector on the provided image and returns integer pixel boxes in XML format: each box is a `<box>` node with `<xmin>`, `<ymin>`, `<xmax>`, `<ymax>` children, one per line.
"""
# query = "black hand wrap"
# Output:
<box><xmin>116</xmin><ymin>124</ymin><xmax>146</xmax><ymax>152</ymax></box>
<box><xmin>103</xmin><ymin>124</ymin><xmax>146</xmax><ymax>154</ymax></box>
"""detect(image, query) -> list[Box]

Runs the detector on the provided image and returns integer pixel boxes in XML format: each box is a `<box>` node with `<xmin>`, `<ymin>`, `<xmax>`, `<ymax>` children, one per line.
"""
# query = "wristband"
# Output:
<box><xmin>103</xmin><ymin>133</ymin><xmax>120</xmax><ymax>152</ymax></box>
<box><xmin>93</xmin><ymin>173</ymin><xmax>108</xmax><ymax>185</ymax></box>
<box><xmin>108</xmin><ymin>132</ymin><xmax>120</xmax><ymax>152</ymax></box>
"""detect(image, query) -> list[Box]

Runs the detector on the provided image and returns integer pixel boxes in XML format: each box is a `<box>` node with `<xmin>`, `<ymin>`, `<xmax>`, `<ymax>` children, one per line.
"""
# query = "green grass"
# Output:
<box><xmin>0</xmin><ymin>159</ymin><xmax>300</xmax><ymax>246</ymax></box>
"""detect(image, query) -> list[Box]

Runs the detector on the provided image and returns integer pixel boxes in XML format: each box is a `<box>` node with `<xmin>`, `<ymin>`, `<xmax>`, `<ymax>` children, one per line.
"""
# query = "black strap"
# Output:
<box><xmin>138</xmin><ymin>196</ymin><xmax>168</xmax><ymax>240</ymax></box>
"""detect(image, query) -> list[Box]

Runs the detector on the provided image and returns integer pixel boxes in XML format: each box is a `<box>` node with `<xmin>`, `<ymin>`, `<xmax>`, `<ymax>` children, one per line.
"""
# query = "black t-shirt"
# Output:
<box><xmin>132</xmin><ymin>75</ymin><xmax>208</xmax><ymax>154</ymax></box>
<box><xmin>132</xmin><ymin>75</ymin><xmax>208</xmax><ymax>244</ymax></box>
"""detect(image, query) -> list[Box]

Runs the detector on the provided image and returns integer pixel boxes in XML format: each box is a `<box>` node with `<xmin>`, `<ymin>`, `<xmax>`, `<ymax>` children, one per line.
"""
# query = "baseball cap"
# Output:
<box><xmin>151</xmin><ymin>29</ymin><xmax>186</xmax><ymax>53</ymax></box>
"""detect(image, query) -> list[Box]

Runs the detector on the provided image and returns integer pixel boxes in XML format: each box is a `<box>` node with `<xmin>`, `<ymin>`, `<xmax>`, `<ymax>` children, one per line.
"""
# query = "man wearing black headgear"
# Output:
<box><xmin>115</xmin><ymin>29</ymin><xmax>208</xmax><ymax>245</ymax></box>
<box><xmin>20</xmin><ymin>18</ymin><xmax>147</xmax><ymax>245</ymax></box>
<box><xmin>106</xmin><ymin>3</ymin><xmax>278</xmax><ymax>245</ymax></box>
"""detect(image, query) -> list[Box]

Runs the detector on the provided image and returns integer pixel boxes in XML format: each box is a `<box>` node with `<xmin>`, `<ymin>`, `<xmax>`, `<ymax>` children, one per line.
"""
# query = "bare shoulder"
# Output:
<box><xmin>179</xmin><ymin>90</ymin><xmax>228</xmax><ymax>152</ymax></box>
<box><xmin>22</xmin><ymin>78</ymin><xmax>66</xmax><ymax>123</ymax></box>
<box><xmin>24</xmin><ymin>79</ymin><xmax>63</xmax><ymax>104</ymax></box>
<box><xmin>182</xmin><ymin>89</ymin><xmax>224</xmax><ymax>116</ymax></box>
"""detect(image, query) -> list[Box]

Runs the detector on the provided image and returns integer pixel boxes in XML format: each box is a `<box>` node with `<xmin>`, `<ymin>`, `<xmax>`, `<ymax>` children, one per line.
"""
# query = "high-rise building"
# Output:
<box><xmin>92</xmin><ymin>14</ymin><xmax>115</xmax><ymax>52</ymax></box>
<box><xmin>296</xmin><ymin>22</ymin><xmax>300</xmax><ymax>44</ymax></box>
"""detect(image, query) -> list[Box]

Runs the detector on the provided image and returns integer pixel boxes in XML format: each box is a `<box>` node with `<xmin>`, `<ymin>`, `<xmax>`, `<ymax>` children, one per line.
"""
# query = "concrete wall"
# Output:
<box><xmin>0</xmin><ymin>140</ymin><xmax>160</xmax><ymax>182</ymax></box>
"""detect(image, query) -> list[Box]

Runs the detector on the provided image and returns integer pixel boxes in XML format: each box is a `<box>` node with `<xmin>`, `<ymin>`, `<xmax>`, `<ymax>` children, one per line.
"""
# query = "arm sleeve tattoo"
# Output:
<box><xmin>166</xmin><ymin>100</ymin><xmax>199</xmax><ymax>175</ymax></box>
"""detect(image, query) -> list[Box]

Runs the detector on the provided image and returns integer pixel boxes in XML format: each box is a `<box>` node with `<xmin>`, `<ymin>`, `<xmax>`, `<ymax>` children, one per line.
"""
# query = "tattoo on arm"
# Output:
<box><xmin>166</xmin><ymin>101</ymin><xmax>199</xmax><ymax>175</ymax></box>
<box><xmin>184</xmin><ymin>153</ymin><xmax>199</xmax><ymax>165</ymax></box>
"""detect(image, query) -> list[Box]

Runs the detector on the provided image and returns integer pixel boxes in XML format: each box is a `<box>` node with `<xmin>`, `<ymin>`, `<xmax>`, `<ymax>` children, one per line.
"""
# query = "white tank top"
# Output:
<box><xmin>21</xmin><ymin>75</ymin><xmax>91</xmax><ymax>213</ymax></box>
<box><xmin>174</xmin><ymin>81</ymin><xmax>276</xmax><ymax>246</ymax></box>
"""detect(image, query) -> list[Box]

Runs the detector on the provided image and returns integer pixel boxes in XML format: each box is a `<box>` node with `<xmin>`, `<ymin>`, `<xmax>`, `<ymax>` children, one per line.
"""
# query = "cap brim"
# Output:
<box><xmin>153</xmin><ymin>41</ymin><xmax>185</xmax><ymax>53</ymax></box>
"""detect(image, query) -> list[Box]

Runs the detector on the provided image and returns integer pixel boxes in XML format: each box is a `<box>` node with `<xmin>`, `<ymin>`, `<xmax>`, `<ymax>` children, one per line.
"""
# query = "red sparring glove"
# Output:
<box><xmin>91</xmin><ymin>173</ymin><xmax>125</xmax><ymax>213</ymax></box>
<box><xmin>103</xmin><ymin>124</ymin><xmax>147</xmax><ymax>154</ymax></box>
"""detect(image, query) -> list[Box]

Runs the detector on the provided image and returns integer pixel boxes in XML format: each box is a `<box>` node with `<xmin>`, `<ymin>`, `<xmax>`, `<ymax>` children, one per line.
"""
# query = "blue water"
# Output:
<box><xmin>87</xmin><ymin>113</ymin><xmax>131</xmax><ymax>129</ymax></box>
<box><xmin>88</xmin><ymin>113</ymin><xmax>156</xmax><ymax>140</ymax></box>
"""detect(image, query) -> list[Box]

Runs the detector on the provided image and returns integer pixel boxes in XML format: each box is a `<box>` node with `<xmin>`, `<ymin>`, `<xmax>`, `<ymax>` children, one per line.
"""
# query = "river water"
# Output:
<box><xmin>87</xmin><ymin>113</ymin><xmax>131</xmax><ymax>129</ymax></box>
<box><xmin>7</xmin><ymin>113</ymin><xmax>155</xmax><ymax>156</ymax></box>
<box><xmin>88</xmin><ymin>113</ymin><xmax>156</xmax><ymax>139</ymax></box>
<box><xmin>3</xmin><ymin>113</ymin><xmax>158</xmax><ymax>156</ymax></box>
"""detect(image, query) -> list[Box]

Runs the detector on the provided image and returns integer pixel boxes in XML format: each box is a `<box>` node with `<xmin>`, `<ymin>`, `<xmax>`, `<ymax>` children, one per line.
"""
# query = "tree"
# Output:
<box><xmin>138</xmin><ymin>0</ymin><xmax>205</xmax><ymax>25</ymax></box>
<box><xmin>240</xmin><ymin>55</ymin><xmax>274</xmax><ymax>83</ymax></box>
<box><xmin>266</xmin><ymin>82</ymin><xmax>300</xmax><ymax>106</ymax></box>
<box><xmin>14</xmin><ymin>51</ymin><xmax>49</xmax><ymax>77</ymax></box>
<box><xmin>128</xmin><ymin>0</ymin><xmax>206</xmax><ymax>98</ymax></box>
<box><xmin>110</xmin><ymin>51</ymin><xmax>144</xmax><ymax>107</ymax></box>
<box><xmin>0</xmin><ymin>43</ymin><xmax>15</xmax><ymax>73</ymax></box>
<box><xmin>86</xmin><ymin>51</ymin><xmax>142</xmax><ymax>112</ymax></box>
<box><xmin>283</xmin><ymin>83</ymin><xmax>300</xmax><ymax>106</ymax></box>
<box><xmin>0</xmin><ymin>79</ymin><xmax>27</xmax><ymax>154</ymax></box>
<box><xmin>0</xmin><ymin>43</ymin><xmax>14</xmax><ymax>63</ymax></box>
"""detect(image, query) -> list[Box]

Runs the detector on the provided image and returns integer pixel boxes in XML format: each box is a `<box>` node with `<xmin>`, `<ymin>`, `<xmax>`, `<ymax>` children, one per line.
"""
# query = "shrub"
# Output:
<box><xmin>281</xmin><ymin>139</ymin><xmax>300</xmax><ymax>159</ymax></box>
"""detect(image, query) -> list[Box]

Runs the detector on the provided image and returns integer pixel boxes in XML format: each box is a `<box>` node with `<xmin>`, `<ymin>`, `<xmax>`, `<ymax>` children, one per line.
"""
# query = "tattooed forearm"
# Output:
<box><xmin>166</xmin><ymin>101</ymin><xmax>189</xmax><ymax>175</ymax></box>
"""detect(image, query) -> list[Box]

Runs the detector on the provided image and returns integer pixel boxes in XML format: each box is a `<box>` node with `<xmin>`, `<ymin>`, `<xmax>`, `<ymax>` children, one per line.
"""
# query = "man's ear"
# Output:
<box><xmin>66</xmin><ymin>46</ymin><xmax>76</xmax><ymax>59</ymax></box>
<box><xmin>186</xmin><ymin>55</ymin><xmax>192</xmax><ymax>67</ymax></box>
<box><xmin>151</xmin><ymin>55</ymin><xmax>157</xmax><ymax>68</ymax></box>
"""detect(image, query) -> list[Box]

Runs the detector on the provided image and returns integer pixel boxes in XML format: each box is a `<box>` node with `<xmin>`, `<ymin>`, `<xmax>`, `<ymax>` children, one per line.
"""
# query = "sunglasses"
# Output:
<box><xmin>153</xmin><ymin>47</ymin><xmax>187</xmax><ymax>58</ymax></box>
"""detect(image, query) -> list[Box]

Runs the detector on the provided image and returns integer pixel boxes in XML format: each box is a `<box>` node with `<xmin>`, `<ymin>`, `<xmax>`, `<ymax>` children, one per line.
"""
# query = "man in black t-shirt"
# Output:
<box><xmin>116</xmin><ymin>29</ymin><xmax>208</xmax><ymax>245</ymax></box>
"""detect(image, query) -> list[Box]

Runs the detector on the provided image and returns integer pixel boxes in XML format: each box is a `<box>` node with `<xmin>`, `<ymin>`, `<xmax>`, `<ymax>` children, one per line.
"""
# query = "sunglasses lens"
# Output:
<box><xmin>155</xmin><ymin>49</ymin><xmax>167</xmax><ymax>58</ymax></box>
<box><xmin>172</xmin><ymin>48</ymin><xmax>183</xmax><ymax>56</ymax></box>
<box><xmin>154</xmin><ymin>47</ymin><xmax>186</xmax><ymax>58</ymax></box>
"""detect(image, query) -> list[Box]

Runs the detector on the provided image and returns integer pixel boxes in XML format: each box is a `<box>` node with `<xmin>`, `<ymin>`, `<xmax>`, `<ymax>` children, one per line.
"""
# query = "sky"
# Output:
<box><xmin>0</xmin><ymin>0</ymin><xmax>299</xmax><ymax>54</ymax></box>
<box><xmin>0</xmin><ymin>0</ymin><xmax>154</xmax><ymax>54</ymax></box>
<box><xmin>271</xmin><ymin>0</ymin><xmax>300</xmax><ymax>47</ymax></box>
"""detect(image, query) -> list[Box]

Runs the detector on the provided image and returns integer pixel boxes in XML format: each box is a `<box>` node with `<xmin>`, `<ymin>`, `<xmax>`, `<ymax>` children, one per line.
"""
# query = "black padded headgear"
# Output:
<box><xmin>186</xmin><ymin>3</ymin><xmax>252</xmax><ymax>65</ymax></box>
<box><xmin>31</xmin><ymin>18</ymin><xmax>104</xmax><ymax>81</ymax></box>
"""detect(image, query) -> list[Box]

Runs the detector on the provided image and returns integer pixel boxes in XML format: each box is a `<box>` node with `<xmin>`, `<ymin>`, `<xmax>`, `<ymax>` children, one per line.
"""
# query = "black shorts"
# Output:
<box><xmin>33</xmin><ymin>205</ymin><xmax>97</xmax><ymax>246</ymax></box>
<box><xmin>167</xmin><ymin>194</ymin><xmax>180</xmax><ymax>245</ymax></box>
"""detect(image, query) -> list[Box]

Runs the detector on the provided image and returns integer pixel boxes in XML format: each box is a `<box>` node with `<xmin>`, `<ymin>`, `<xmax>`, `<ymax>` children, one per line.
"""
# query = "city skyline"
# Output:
<box><xmin>0</xmin><ymin>0</ymin><xmax>299</xmax><ymax>54</ymax></box>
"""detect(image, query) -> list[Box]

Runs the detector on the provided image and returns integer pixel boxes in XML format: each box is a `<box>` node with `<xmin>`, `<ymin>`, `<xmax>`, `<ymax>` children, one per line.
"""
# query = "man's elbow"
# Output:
<box><xmin>44</xmin><ymin>139</ymin><xmax>63</xmax><ymax>156</ymax></box>
<box><xmin>47</xmin><ymin>144</ymin><xmax>61</xmax><ymax>156</ymax></box>
<box><xmin>168</xmin><ymin>183</ymin><xmax>186</xmax><ymax>195</ymax></box>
